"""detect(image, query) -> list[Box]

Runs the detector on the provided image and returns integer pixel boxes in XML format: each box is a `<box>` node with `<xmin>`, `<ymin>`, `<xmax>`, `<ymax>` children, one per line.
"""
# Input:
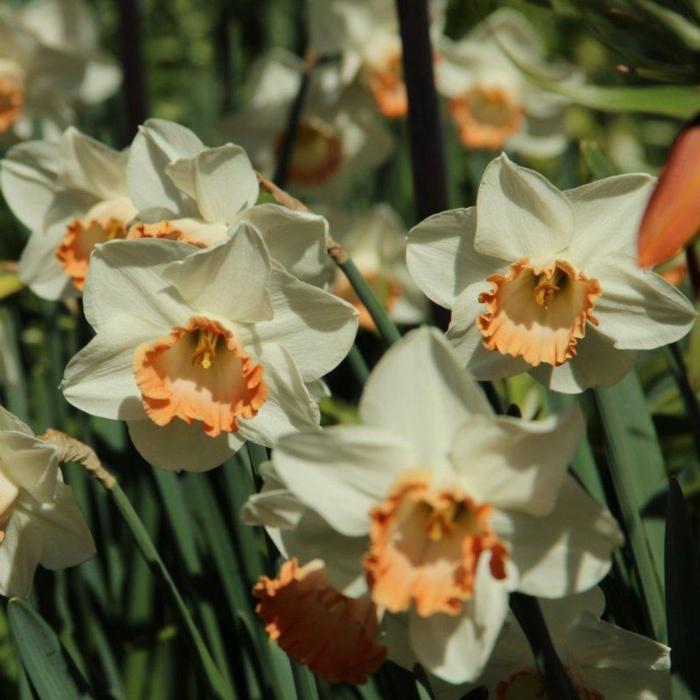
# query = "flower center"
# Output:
<box><xmin>332</xmin><ymin>270</ymin><xmax>402</xmax><ymax>331</ymax></box>
<box><xmin>0</xmin><ymin>468</ymin><xmax>19</xmax><ymax>545</ymax></box>
<box><xmin>56</xmin><ymin>217</ymin><xmax>128</xmax><ymax>290</ymax></box>
<box><xmin>133</xmin><ymin>316</ymin><xmax>267</xmax><ymax>437</ymax></box>
<box><xmin>364</xmin><ymin>49</ymin><xmax>407</xmax><ymax>119</ymax></box>
<box><xmin>0</xmin><ymin>75</ymin><xmax>24</xmax><ymax>134</ymax></box>
<box><xmin>127</xmin><ymin>220</ymin><xmax>208</xmax><ymax>248</ymax></box>
<box><xmin>449</xmin><ymin>86</ymin><xmax>523</xmax><ymax>150</ymax></box>
<box><xmin>477</xmin><ymin>259</ymin><xmax>602</xmax><ymax>367</ymax></box>
<box><xmin>254</xmin><ymin>558</ymin><xmax>387</xmax><ymax>684</ymax></box>
<box><xmin>496</xmin><ymin>668</ymin><xmax>604</xmax><ymax>700</ymax></box>
<box><xmin>274</xmin><ymin>118</ymin><xmax>343</xmax><ymax>185</ymax></box>
<box><xmin>363</xmin><ymin>470</ymin><xmax>508</xmax><ymax>616</ymax></box>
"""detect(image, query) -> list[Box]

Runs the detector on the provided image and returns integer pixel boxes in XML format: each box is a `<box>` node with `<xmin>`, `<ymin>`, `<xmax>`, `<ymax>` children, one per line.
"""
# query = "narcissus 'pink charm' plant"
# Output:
<box><xmin>0</xmin><ymin>406</ymin><xmax>95</xmax><ymax>598</ymax></box>
<box><xmin>407</xmin><ymin>154</ymin><xmax>697</xmax><ymax>393</ymax></box>
<box><xmin>243</xmin><ymin>327</ymin><xmax>623</xmax><ymax>683</ymax></box>
<box><xmin>61</xmin><ymin>225</ymin><xmax>358</xmax><ymax>471</ymax></box>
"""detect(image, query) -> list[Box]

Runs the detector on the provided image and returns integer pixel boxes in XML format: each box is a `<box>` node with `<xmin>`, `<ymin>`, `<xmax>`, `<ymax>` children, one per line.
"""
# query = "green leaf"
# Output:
<box><xmin>579</xmin><ymin>141</ymin><xmax>617</xmax><ymax>180</ymax></box>
<box><xmin>665</xmin><ymin>478</ymin><xmax>700</xmax><ymax>697</ymax></box>
<box><xmin>7</xmin><ymin>598</ymin><xmax>91</xmax><ymax>700</ymax></box>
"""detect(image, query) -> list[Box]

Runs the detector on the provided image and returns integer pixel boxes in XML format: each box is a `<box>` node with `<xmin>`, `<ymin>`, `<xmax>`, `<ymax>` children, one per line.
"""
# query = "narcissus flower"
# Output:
<box><xmin>242</xmin><ymin>327</ymin><xmax>623</xmax><ymax>683</ymax></box>
<box><xmin>0</xmin><ymin>6</ymin><xmax>85</xmax><ymax>140</ymax></box>
<box><xmin>219</xmin><ymin>51</ymin><xmax>393</xmax><ymax>203</ymax></box>
<box><xmin>1</xmin><ymin>127</ymin><xmax>136</xmax><ymax>299</ymax></box>
<box><xmin>254</xmin><ymin>558</ymin><xmax>386</xmax><ymax>684</ymax></box>
<box><xmin>17</xmin><ymin>0</ymin><xmax>121</xmax><ymax>106</ymax></box>
<box><xmin>0</xmin><ymin>406</ymin><xmax>95</xmax><ymax>598</ymax></box>
<box><xmin>308</xmin><ymin>0</ymin><xmax>446</xmax><ymax>119</ymax></box>
<box><xmin>61</xmin><ymin>225</ymin><xmax>358</xmax><ymax>472</ymax></box>
<box><xmin>436</xmin><ymin>9</ymin><xmax>575</xmax><ymax>158</ymax></box>
<box><xmin>407</xmin><ymin>154</ymin><xmax>697</xmax><ymax>393</ymax></box>
<box><xmin>128</xmin><ymin>118</ymin><xmax>334</xmax><ymax>287</ymax></box>
<box><xmin>422</xmin><ymin>588</ymin><xmax>670</xmax><ymax>699</ymax></box>
<box><xmin>325</xmin><ymin>204</ymin><xmax>428</xmax><ymax>330</ymax></box>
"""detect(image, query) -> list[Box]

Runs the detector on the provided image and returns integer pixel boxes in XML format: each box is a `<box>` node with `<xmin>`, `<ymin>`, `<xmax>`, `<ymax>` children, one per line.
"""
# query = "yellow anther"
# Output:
<box><xmin>192</xmin><ymin>329</ymin><xmax>219</xmax><ymax>369</ymax></box>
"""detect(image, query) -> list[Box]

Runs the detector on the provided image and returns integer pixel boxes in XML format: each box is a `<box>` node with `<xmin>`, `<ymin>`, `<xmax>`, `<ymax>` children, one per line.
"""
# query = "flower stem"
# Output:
<box><xmin>395</xmin><ymin>0</ymin><xmax>448</xmax><ymax>221</ymax></box>
<box><xmin>273</xmin><ymin>50</ymin><xmax>317</xmax><ymax>189</ymax></box>
<box><xmin>510</xmin><ymin>593</ymin><xmax>581</xmax><ymax>700</ymax></box>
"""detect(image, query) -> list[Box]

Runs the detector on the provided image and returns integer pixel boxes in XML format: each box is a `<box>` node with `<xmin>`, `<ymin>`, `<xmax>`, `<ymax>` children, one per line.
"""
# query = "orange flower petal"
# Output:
<box><xmin>133</xmin><ymin>316</ymin><xmax>267</xmax><ymax>437</ymax></box>
<box><xmin>0</xmin><ymin>76</ymin><xmax>24</xmax><ymax>134</ymax></box>
<box><xmin>254</xmin><ymin>558</ymin><xmax>387</xmax><ymax>685</ymax></box>
<box><xmin>364</xmin><ymin>50</ymin><xmax>408</xmax><ymax>119</ymax></box>
<box><xmin>275</xmin><ymin>118</ymin><xmax>344</xmax><ymax>185</ymax></box>
<box><xmin>449</xmin><ymin>86</ymin><xmax>523</xmax><ymax>151</ymax></box>
<box><xmin>477</xmin><ymin>259</ymin><xmax>601</xmax><ymax>367</ymax></box>
<box><xmin>127</xmin><ymin>220</ymin><xmax>208</xmax><ymax>248</ymax></box>
<box><xmin>638</xmin><ymin>118</ymin><xmax>700</xmax><ymax>268</ymax></box>
<box><xmin>364</xmin><ymin>470</ymin><xmax>508</xmax><ymax>617</ymax></box>
<box><xmin>55</xmin><ymin>217</ymin><xmax>128</xmax><ymax>290</ymax></box>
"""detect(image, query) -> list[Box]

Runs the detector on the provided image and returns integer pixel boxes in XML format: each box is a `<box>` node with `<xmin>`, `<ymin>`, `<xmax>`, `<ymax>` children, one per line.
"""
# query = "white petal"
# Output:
<box><xmin>565</xmin><ymin>174</ymin><xmax>655</xmax><ymax>268</ymax></box>
<box><xmin>537</xmin><ymin>587</ymin><xmax>606</xmax><ymax>646</ymax></box>
<box><xmin>0</xmin><ymin>405</ymin><xmax>33</xmax><ymax>436</ymax></box>
<box><xmin>475</xmin><ymin>153</ymin><xmax>574</xmax><ymax>264</ymax></box>
<box><xmin>61</xmin><ymin>318</ymin><xmax>156</xmax><ymax>421</ymax></box>
<box><xmin>1</xmin><ymin>139</ymin><xmax>60</xmax><ymax>230</ymax></box>
<box><xmin>271</xmin><ymin>425</ymin><xmax>416</xmax><ymax>537</ymax></box>
<box><xmin>162</xmin><ymin>223</ymin><xmax>273</xmax><ymax>322</ymax></box>
<box><xmin>589</xmin><ymin>258</ymin><xmax>696</xmax><ymax>350</ymax></box>
<box><xmin>409</xmin><ymin>554</ymin><xmax>510</xmax><ymax>683</ymax></box>
<box><xmin>0</xmin><ymin>431</ymin><xmax>58</xmax><ymax>501</ymax></box>
<box><xmin>128</xmin><ymin>418</ymin><xmax>239</xmax><ymax>472</ymax></box>
<box><xmin>82</xmin><ymin>238</ymin><xmax>193</xmax><ymax>333</ymax></box>
<box><xmin>406</xmin><ymin>207</ymin><xmax>503</xmax><ymax>309</ymax></box>
<box><xmin>79</xmin><ymin>53</ymin><xmax>122</xmax><ymax>104</ymax></box>
<box><xmin>127</xmin><ymin>119</ymin><xmax>203</xmax><ymax>215</ymax></box>
<box><xmin>241</xmin><ymin>483</ymin><xmax>306</xmax><ymax>530</ymax></box>
<box><xmin>236</xmin><ymin>344</ymin><xmax>321</xmax><ymax>446</ymax></box>
<box><xmin>568</xmin><ymin>612</ymin><xmax>671</xmax><ymax>698</ymax></box>
<box><xmin>191</xmin><ymin>143</ymin><xmax>259</xmax><ymax>223</ymax></box>
<box><xmin>19</xmin><ymin>228</ymin><xmax>74</xmax><ymax>302</ymax></box>
<box><xmin>241</xmin><ymin>264</ymin><xmax>358</xmax><ymax>382</ymax></box>
<box><xmin>530</xmin><ymin>326</ymin><xmax>638</xmax><ymax>393</ymax></box>
<box><xmin>450</xmin><ymin>405</ymin><xmax>584</xmax><ymax>515</ymax></box>
<box><xmin>505</xmin><ymin>111</ymin><xmax>568</xmax><ymax>160</ymax></box>
<box><xmin>0</xmin><ymin>510</ymin><xmax>44</xmax><ymax>598</ymax></box>
<box><xmin>60</xmin><ymin>127</ymin><xmax>128</xmax><ymax>201</ymax></box>
<box><xmin>495</xmin><ymin>478</ymin><xmax>624</xmax><ymax>597</ymax></box>
<box><xmin>236</xmin><ymin>204</ymin><xmax>335</xmax><ymax>287</ymax></box>
<box><xmin>360</xmin><ymin>327</ymin><xmax>493</xmax><ymax>466</ymax></box>
<box><xmin>33</xmin><ymin>482</ymin><xmax>96</xmax><ymax>570</ymax></box>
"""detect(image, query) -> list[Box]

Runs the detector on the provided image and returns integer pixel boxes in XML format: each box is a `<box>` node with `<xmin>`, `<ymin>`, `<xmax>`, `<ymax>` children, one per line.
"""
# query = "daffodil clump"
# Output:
<box><xmin>0</xmin><ymin>3</ymin><xmax>696</xmax><ymax>700</ymax></box>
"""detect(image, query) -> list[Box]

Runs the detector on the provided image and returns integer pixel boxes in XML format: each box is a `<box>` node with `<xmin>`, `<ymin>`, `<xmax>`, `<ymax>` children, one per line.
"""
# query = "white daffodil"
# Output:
<box><xmin>17</xmin><ymin>0</ymin><xmax>121</xmax><ymax>106</ymax></box>
<box><xmin>1</xmin><ymin>127</ymin><xmax>136</xmax><ymax>300</ymax></box>
<box><xmin>436</xmin><ymin>9</ymin><xmax>575</xmax><ymax>158</ymax></box>
<box><xmin>219</xmin><ymin>51</ymin><xmax>394</xmax><ymax>203</ymax></box>
<box><xmin>323</xmin><ymin>204</ymin><xmax>428</xmax><ymax>330</ymax></box>
<box><xmin>242</xmin><ymin>327</ymin><xmax>623</xmax><ymax>683</ymax></box>
<box><xmin>128</xmin><ymin>118</ymin><xmax>335</xmax><ymax>287</ymax></box>
<box><xmin>0</xmin><ymin>6</ymin><xmax>84</xmax><ymax>141</ymax></box>
<box><xmin>407</xmin><ymin>154</ymin><xmax>697</xmax><ymax>393</ymax></box>
<box><xmin>61</xmin><ymin>225</ymin><xmax>358</xmax><ymax>472</ymax></box>
<box><xmin>308</xmin><ymin>0</ymin><xmax>446</xmax><ymax>119</ymax></box>
<box><xmin>0</xmin><ymin>405</ymin><xmax>95</xmax><ymax>598</ymax></box>
<box><xmin>420</xmin><ymin>588</ymin><xmax>670</xmax><ymax>699</ymax></box>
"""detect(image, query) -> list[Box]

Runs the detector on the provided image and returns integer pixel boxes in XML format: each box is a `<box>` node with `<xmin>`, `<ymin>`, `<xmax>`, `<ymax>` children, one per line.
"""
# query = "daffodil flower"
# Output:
<box><xmin>324</xmin><ymin>204</ymin><xmax>428</xmax><ymax>330</ymax></box>
<box><xmin>436</xmin><ymin>9</ymin><xmax>576</xmax><ymax>158</ymax></box>
<box><xmin>17</xmin><ymin>0</ymin><xmax>121</xmax><ymax>107</ymax></box>
<box><xmin>219</xmin><ymin>51</ymin><xmax>393</xmax><ymax>203</ymax></box>
<box><xmin>0</xmin><ymin>406</ymin><xmax>95</xmax><ymax>598</ymax></box>
<box><xmin>242</xmin><ymin>327</ymin><xmax>623</xmax><ymax>683</ymax></box>
<box><xmin>407</xmin><ymin>154</ymin><xmax>697</xmax><ymax>393</ymax></box>
<box><xmin>308</xmin><ymin>0</ymin><xmax>446</xmax><ymax>119</ymax></box>
<box><xmin>128</xmin><ymin>118</ymin><xmax>335</xmax><ymax>287</ymax></box>
<box><xmin>61</xmin><ymin>225</ymin><xmax>358</xmax><ymax>472</ymax></box>
<box><xmin>2</xmin><ymin>127</ymin><xmax>136</xmax><ymax>299</ymax></box>
<box><xmin>412</xmin><ymin>588</ymin><xmax>670</xmax><ymax>699</ymax></box>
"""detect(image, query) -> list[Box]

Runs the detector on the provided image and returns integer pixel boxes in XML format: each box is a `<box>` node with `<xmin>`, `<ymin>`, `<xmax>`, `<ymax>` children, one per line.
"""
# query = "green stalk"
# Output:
<box><xmin>334</xmin><ymin>257</ymin><xmax>401</xmax><ymax>347</ymax></box>
<box><xmin>107</xmin><ymin>481</ymin><xmax>234</xmax><ymax>700</ymax></box>
<box><xmin>346</xmin><ymin>344</ymin><xmax>370</xmax><ymax>385</ymax></box>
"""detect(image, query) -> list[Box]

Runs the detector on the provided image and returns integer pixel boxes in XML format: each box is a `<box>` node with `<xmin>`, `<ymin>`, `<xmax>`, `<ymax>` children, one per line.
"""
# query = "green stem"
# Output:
<box><xmin>347</xmin><ymin>344</ymin><xmax>370</xmax><ymax>385</ymax></box>
<box><xmin>107</xmin><ymin>480</ymin><xmax>235</xmax><ymax>700</ymax></box>
<box><xmin>334</xmin><ymin>257</ymin><xmax>401</xmax><ymax>346</ymax></box>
